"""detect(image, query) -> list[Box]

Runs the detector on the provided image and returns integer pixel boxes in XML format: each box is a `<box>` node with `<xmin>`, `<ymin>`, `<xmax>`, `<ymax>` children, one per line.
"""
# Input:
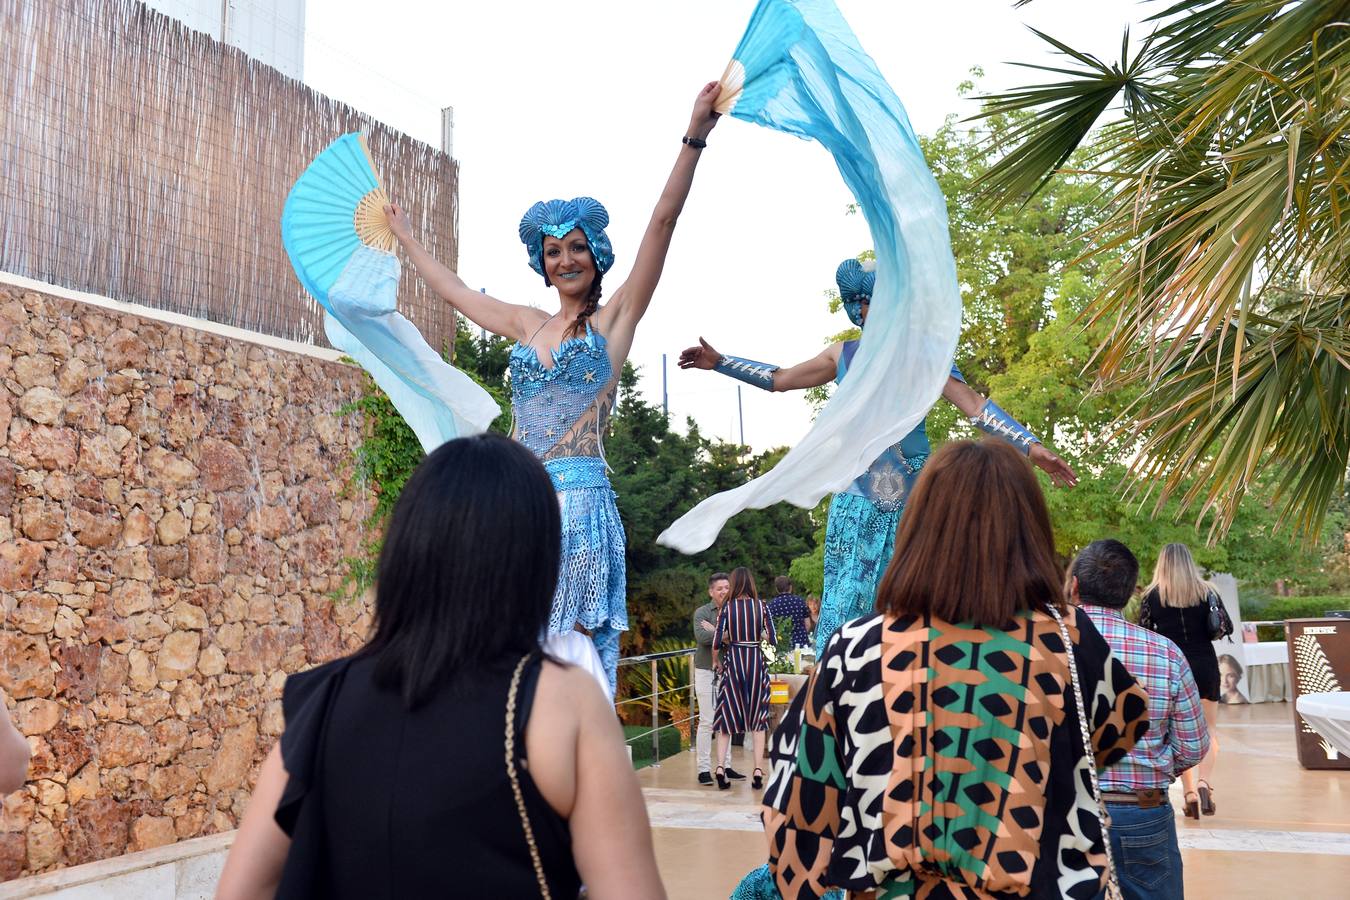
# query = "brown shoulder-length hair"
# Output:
<box><xmin>875</xmin><ymin>439</ymin><xmax>1062</xmax><ymax>626</ymax></box>
<box><xmin>728</xmin><ymin>566</ymin><xmax>758</xmax><ymax>600</ymax></box>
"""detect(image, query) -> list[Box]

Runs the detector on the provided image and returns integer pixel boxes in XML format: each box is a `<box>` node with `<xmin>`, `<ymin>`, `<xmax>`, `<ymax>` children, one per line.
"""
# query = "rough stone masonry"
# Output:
<box><xmin>0</xmin><ymin>286</ymin><xmax>377</xmax><ymax>878</ymax></box>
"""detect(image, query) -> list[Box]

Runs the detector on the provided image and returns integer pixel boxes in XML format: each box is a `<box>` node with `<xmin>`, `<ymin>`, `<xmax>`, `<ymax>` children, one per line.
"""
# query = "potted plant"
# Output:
<box><xmin>765</xmin><ymin>617</ymin><xmax>808</xmax><ymax>731</ymax></box>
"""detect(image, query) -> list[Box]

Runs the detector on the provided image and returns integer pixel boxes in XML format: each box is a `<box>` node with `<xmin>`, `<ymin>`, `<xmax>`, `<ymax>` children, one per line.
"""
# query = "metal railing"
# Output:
<box><xmin>615</xmin><ymin>647</ymin><xmax>697</xmax><ymax>766</ymax></box>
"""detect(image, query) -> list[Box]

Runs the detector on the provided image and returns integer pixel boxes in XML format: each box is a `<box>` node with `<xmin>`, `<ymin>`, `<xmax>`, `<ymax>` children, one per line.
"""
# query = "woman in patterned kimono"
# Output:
<box><xmin>713</xmin><ymin>566</ymin><xmax>776</xmax><ymax>791</ymax></box>
<box><xmin>386</xmin><ymin>83</ymin><xmax>722</xmax><ymax>692</ymax></box>
<box><xmin>678</xmin><ymin>258</ymin><xmax>1079</xmax><ymax>660</ymax></box>
<box><xmin>741</xmin><ymin>439</ymin><xmax>1149</xmax><ymax>900</ymax></box>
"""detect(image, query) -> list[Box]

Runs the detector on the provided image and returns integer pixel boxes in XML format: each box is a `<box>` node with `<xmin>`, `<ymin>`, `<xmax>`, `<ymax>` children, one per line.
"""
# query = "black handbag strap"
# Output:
<box><xmin>505</xmin><ymin>654</ymin><xmax>552</xmax><ymax>899</ymax></box>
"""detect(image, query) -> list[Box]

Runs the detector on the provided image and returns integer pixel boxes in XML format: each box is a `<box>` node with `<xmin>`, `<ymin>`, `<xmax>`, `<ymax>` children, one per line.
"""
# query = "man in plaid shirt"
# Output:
<box><xmin>1070</xmin><ymin>539</ymin><xmax>1209</xmax><ymax>900</ymax></box>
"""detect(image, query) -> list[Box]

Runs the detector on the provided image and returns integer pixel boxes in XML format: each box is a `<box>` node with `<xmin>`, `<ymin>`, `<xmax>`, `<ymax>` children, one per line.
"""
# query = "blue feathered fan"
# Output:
<box><xmin>714</xmin><ymin>0</ymin><xmax>804</xmax><ymax>118</ymax></box>
<box><xmin>282</xmin><ymin>133</ymin><xmax>397</xmax><ymax>309</ymax></box>
<box><xmin>281</xmin><ymin>134</ymin><xmax>499</xmax><ymax>451</ymax></box>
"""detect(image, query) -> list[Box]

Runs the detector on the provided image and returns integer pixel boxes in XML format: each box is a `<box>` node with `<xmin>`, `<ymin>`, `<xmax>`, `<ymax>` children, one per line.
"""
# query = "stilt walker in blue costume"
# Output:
<box><xmin>383</xmin><ymin>83</ymin><xmax>723</xmax><ymax>692</ymax></box>
<box><xmin>680</xmin><ymin>257</ymin><xmax>1077</xmax><ymax>656</ymax></box>
<box><xmin>658</xmin><ymin>2</ymin><xmax>1088</xmax><ymax>897</ymax></box>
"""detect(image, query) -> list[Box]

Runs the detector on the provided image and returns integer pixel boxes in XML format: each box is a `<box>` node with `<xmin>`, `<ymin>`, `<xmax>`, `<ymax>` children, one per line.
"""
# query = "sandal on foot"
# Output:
<box><xmin>1197</xmin><ymin>781</ymin><xmax>1216</xmax><ymax>816</ymax></box>
<box><xmin>1183</xmin><ymin>791</ymin><xmax>1200</xmax><ymax>819</ymax></box>
<box><xmin>715</xmin><ymin>766</ymin><xmax>730</xmax><ymax>791</ymax></box>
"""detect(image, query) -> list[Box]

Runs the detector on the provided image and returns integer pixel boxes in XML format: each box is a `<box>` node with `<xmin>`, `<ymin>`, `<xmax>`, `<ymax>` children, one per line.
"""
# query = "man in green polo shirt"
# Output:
<box><xmin>693</xmin><ymin>571</ymin><xmax>744</xmax><ymax>785</ymax></box>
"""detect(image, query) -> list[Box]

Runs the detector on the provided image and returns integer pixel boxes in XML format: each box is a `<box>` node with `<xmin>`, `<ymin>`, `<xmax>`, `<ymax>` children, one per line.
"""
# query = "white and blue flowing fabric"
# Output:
<box><xmin>281</xmin><ymin>134</ymin><xmax>499</xmax><ymax>453</ymax></box>
<box><xmin>658</xmin><ymin>0</ymin><xmax>962</xmax><ymax>554</ymax></box>
<box><xmin>320</xmin><ymin>248</ymin><xmax>499</xmax><ymax>452</ymax></box>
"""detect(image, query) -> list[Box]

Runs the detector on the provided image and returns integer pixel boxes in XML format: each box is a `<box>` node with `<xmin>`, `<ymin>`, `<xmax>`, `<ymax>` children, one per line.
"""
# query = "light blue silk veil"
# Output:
<box><xmin>322</xmin><ymin>246</ymin><xmax>499</xmax><ymax>452</ymax></box>
<box><xmin>658</xmin><ymin>0</ymin><xmax>961</xmax><ymax>552</ymax></box>
<box><xmin>281</xmin><ymin>132</ymin><xmax>499</xmax><ymax>454</ymax></box>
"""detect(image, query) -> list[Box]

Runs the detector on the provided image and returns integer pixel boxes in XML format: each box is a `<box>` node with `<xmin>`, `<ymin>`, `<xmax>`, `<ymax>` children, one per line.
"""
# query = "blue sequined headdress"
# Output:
<box><xmin>518</xmin><ymin>197</ymin><xmax>615</xmax><ymax>281</ymax></box>
<box><xmin>835</xmin><ymin>258</ymin><xmax>876</xmax><ymax>327</ymax></box>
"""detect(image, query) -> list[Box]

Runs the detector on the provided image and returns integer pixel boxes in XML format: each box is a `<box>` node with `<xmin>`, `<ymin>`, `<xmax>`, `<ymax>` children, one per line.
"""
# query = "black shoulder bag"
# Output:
<box><xmin>1206</xmin><ymin>591</ymin><xmax>1234</xmax><ymax>641</ymax></box>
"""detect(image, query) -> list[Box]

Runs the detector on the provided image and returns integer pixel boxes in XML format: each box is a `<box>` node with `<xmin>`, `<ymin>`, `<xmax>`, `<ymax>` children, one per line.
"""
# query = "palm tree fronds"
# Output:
<box><xmin>1119</xmin><ymin>293</ymin><xmax>1350</xmax><ymax>538</ymax></box>
<box><xmin>981</xmin><ymin>1</ymin><xmax>1350</xmax><ymax>541</ymax></box>
<box><xmin>971</xmin><ymin>28</ymin><xmax>1158</xmax><ymax>211</ymax></box>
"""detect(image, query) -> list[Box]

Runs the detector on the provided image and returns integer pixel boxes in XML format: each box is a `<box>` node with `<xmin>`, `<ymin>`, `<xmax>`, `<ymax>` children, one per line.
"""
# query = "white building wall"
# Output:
<box><xmin>141</xmin><ymin>0</ymin><xmax>305</xmax><ymax>80</ymax></box>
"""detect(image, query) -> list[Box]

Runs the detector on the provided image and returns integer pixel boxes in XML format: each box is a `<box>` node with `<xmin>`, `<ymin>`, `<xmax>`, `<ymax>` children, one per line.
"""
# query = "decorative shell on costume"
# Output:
<box><xmin>835</xmin><ymin>257</ymin><xmax>876</xmax><ymax>301</ymax></box>
<box><xmin>518</xmin><ymin>197</ymin><xmax>614</xmax><ymax>277</ymax></box>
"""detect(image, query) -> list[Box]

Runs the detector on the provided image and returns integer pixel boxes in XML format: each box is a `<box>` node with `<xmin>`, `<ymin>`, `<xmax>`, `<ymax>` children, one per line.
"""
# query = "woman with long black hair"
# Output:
<box><xmin>216</xmin><ymin>434</ymin><xmax>665</xmax><ymax>899</ymax></box>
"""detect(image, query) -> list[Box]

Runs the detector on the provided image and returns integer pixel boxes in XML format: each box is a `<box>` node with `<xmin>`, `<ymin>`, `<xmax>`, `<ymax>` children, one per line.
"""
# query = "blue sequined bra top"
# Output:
<box><xmin>508</xmin><ymin>321</ymin><xmax>615</xmax><ymax>462</ymax></box>
<box><xmin>837</xmin><ymin>340</ymin><xmax>963</xmax><ymax>512</ymax></box>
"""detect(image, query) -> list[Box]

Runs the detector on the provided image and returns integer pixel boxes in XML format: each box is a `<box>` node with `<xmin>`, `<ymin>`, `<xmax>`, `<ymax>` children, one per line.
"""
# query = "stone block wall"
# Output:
<box><xmin>0</xmin><ymin>285</ymin><xmax>376</xmax><ymax>878</ymax></box>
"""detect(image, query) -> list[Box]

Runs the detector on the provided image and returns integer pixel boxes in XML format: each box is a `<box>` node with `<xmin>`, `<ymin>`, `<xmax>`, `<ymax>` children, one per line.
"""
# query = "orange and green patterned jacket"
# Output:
<box><xmin>763</xmin><ymin>606</ymin><xmax>1149</xmax><ymax>899</ymax></box>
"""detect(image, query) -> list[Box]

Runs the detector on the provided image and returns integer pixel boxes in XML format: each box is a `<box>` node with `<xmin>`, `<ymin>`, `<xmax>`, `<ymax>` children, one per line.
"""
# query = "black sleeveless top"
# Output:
<box><xmin>1142</xmin><ymin>588</ymin><xmax>1221</xmax><ymax>701</ymax></box>
<box><xmin>273</xmin><ymin>652</ymin><xmax>581</xmax><ymax>898</ymax></box>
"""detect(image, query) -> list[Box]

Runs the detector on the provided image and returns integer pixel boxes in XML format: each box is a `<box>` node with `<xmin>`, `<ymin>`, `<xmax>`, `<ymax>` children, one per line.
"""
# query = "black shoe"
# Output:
<box><xmin>752</xmin><ymin>768</ymin><xmax>765</xmax><ymax>790</ymax></box>
<box><xmin>715</xmin><ymin>767</ymin><xmax>730</xmax><ymax>790</ymax></box>
<box><xmin>697</xmin><ymin>771</ymin><xmax>713</xmax><ymax>786</ymax></box>
<box><xmin>725</xmin><ymin>767</ymin><xmax>747</xmax><ymax>780</ymax></box>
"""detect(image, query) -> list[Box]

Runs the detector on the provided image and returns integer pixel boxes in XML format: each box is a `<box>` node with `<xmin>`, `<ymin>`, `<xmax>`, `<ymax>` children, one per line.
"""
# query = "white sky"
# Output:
<box><xmin>285</xmin><ymin>0</ymin><xmax>1142</xmax><ymax>450</ymax></box>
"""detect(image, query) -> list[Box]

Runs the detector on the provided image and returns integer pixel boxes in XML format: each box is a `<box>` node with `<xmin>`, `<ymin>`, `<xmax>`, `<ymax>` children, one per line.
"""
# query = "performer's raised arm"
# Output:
<box><xmin>597</xmin><ymin>82</ymin><xmax>722</xmax><ymax>362</ymax></box>
<box><xmin>676</xmin><ymin>337</ymin><xmax>841</xmax><ymax>392</ymax></box>
<box><xmin>384</xmin><ymin>204</ymin><xmax>538</xmax><ymax>342</ymax></box>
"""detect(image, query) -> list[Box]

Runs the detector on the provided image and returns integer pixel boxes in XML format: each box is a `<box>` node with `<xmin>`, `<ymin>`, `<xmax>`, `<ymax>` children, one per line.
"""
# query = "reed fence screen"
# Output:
<box><xmin>0</xmin><ymin>0</ymin><xmax>458</xmax><ymax>351</ymax></box>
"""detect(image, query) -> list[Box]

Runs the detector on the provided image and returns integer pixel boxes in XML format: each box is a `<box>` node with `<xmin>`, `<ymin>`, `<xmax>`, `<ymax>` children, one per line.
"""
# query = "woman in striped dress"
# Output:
<box><xmin>713</xmin><ymin>567</ymin><xmax>776</xmax><ymax>791</ymax></box>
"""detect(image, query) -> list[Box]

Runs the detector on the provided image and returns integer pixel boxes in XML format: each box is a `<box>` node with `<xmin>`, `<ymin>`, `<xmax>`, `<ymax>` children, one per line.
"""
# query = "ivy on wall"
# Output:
<box><xmin>333</xmin><ymin>323</ymin><xmax>513</xmax><ymax>598</ymax></box>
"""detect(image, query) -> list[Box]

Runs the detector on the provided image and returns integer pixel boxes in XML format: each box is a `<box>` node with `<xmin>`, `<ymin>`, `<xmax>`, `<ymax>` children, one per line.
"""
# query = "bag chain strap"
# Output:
<box><xmin>1047</xmin><ymin>605</ymin><xmax>1123</xmax><ymax>900</ymax></box>
<box><xmin>505</xmin><ymin>654</ymin><xmax>553</xmax><ymax>900</ymax></box>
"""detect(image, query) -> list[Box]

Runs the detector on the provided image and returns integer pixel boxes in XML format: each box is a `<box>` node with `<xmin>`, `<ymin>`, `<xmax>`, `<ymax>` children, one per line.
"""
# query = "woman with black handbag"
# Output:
<box><xmin>1140</xmin><ymin>542</ymin><xmax>1228</xmax><ymax>819</ymax></box>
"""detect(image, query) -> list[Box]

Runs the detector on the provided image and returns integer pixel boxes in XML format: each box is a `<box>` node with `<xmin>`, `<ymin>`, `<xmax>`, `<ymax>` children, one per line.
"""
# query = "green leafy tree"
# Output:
<box><xmin>452</xmin><ymin>320</ymin><xmax>513</xmax><ymax>430</ymax></box>
<box><xmin>335</xmin><ymin>317</ymin><xmax>513</xmax><ymax>597</ymax></box>
<box><xmin>788</xmin><ymin>77</ymin><xmax>1335</xmax><ymax>595</ymax></box>
<box><xmin>607</xmin><ymin>363</ymin><xmax>816</xmax><ymax>652</ymax></box>
<box><xmin>971</xmin><ymin>1</ymin><xmax>1350</xmax><ymax>540</ymax></box>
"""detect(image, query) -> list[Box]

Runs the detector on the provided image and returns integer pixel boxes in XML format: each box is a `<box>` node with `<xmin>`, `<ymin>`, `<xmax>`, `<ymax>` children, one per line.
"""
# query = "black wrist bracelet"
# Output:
<box><xmin>682</xmin><ymin>135</ymin><xmax>707</xmax><ymax>149</ymax></box>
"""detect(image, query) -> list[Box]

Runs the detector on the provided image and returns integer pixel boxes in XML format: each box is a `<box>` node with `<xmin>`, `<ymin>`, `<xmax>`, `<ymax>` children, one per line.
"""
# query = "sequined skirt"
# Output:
<box><xmin>815</xmin><ymin>490</ymin><xmax>902</xmax><ymax>658</ymax></box>
<box><xmin>543</xmin><ymin>457</ymin><xmax>627</xmax><ymax>637</ymax></box>
<box><xmin>731</xmin><ymin>865</ymin><xmax>844</xmax><ymax>900</ymax></box>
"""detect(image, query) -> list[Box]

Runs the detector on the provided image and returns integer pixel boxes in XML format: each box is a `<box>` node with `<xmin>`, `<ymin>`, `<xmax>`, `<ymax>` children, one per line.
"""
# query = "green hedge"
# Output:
<box><xmin>624</xmin><ymin>724</ymin><xmax>684</xmax><ymax>769</ymax></box>
<box><xmin>1239</xmin><ymin>596</ymin><xmax>1350</xmax><ymax>641</ymax></box>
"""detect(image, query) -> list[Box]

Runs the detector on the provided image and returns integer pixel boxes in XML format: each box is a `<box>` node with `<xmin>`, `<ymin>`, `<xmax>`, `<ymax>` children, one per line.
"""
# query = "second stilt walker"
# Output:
<box><xmin>679</xmin><ymin>258</ymin><xmax>1078</xmax><ymax>656</ymax></box>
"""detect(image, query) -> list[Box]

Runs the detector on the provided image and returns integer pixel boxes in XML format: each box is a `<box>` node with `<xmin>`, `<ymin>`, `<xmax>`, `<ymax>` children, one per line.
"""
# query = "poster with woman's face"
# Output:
<box><xmin>1218</xmin><ymin>652</ymin><xmax>1249</xmax><ymax>705</ymax></box>
<box><xmin>1212</xmin><ymin>574</ymin><xmax>1250</xmax><ymax>705</ymax></box>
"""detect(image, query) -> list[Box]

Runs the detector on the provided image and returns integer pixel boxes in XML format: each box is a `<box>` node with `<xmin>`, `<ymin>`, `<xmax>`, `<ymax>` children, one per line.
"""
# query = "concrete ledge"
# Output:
<box><xmin>0</xmin><ymin>832</ymin><xmax>234</xmax><ymax>899</ymax></box>
<box><xmin>0</xmin><ymin>271</ymin><xmax>343</xmax><ymax>363</ymax></box>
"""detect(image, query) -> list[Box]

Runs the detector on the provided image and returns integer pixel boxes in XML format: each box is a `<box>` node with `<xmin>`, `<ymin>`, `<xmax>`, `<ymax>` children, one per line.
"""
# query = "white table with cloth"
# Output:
<box><xmin>1296</xmin><ymin>691</ymin><xmax>1350</xmax><ymax>757</ymax></box>
<box><xmin>1245</xmin><ymin>641</ymin><xmax>1292</xmax><ymax>703</ymax></box>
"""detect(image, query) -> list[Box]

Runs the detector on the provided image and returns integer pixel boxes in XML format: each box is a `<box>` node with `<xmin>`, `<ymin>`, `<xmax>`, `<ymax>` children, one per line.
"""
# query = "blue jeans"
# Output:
<box><xmin>1103</xmin><ymin>802</ymin><xmax>1184</xmax><ymax>900</ymax></box>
